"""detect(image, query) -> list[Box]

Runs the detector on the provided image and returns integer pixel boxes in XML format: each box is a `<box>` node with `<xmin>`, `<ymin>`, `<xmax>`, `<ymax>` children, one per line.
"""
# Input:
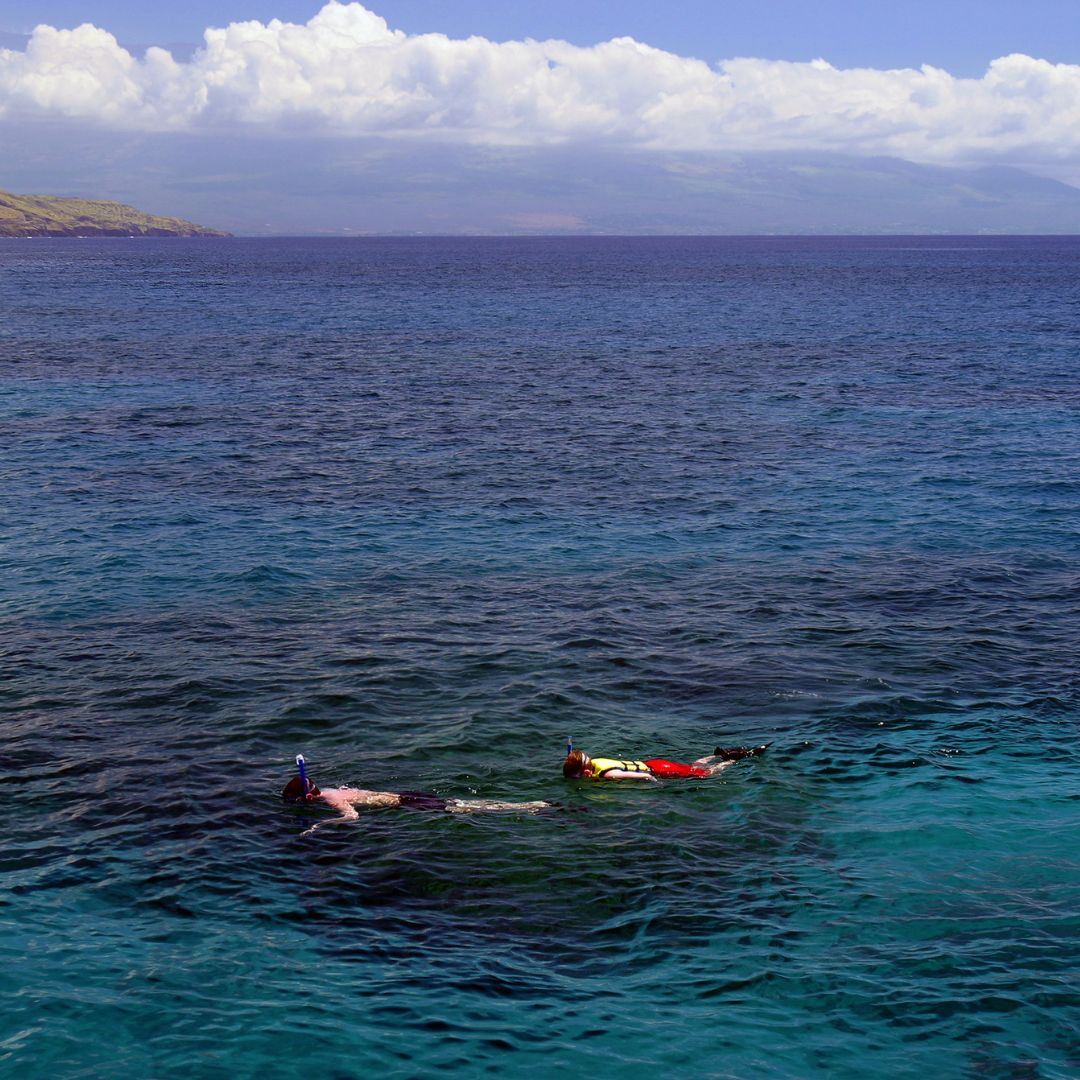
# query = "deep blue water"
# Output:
<box><xmin>1</xmin><ymin>236</ymin><xmax>1078</xmax><ymax>1079</ymax></box>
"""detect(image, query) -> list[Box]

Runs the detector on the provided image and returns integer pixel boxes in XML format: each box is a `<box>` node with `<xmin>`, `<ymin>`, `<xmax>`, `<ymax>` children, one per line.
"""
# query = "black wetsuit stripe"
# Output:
<box><xmin>397</xmin><ymin>791</ymin><xmax>450</xmax><ymax>812</ymax></box>
<box><xmin>596</xmin><ymin>760</ymin><xmax>647</xmax><ymax>778</ymax></box>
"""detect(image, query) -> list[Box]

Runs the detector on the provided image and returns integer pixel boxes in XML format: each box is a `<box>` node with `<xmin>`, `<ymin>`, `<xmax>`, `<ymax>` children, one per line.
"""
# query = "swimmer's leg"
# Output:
<box><xmin>691</xmin><ymin>743</ymin><xmax>771</xmax><ymax>776</ymax></box>
<box><xmin>445</xmin><ymin>799</ymin><xmax>553</xmax><ymax>814</ymax></box>
<box><xmin>685</xmin><ymin>754</ymin><xmax>733</xmax><ymax>777</ymax></box>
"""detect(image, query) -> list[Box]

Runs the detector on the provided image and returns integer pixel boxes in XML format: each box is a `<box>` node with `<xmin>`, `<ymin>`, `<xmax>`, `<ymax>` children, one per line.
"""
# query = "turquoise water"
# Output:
<box><xmin>1</xmin><ymin>236</ymin><xmax>1078</xmax><ymax>1078</ymax></box>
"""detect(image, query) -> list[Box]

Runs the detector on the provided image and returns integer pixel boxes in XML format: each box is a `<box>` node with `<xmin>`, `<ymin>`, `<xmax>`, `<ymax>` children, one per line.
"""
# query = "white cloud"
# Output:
<box><xmin>4</xmin><ymin>1</ymin><xmax>1080</xmax><ymax>172</ymax></box>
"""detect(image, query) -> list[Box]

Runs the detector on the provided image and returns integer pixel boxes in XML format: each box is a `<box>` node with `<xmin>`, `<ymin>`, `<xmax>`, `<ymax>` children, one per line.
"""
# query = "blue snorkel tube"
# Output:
<box><xmin>566</xmin><ymin>736</ymin><xmax>573</xmax><ymax>757</ymax></box>
<box><xmin>296</xmin><ymin>753</ymin><xmax>309</xmax><ymax>798</ymax></box>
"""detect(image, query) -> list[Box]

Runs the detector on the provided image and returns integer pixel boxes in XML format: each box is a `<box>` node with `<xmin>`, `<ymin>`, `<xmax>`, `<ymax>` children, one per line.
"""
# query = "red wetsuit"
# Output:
<box><xmin>645</xmin><ymin>759</ymin><xmax>709</xmax><ymax>778</ymax></box>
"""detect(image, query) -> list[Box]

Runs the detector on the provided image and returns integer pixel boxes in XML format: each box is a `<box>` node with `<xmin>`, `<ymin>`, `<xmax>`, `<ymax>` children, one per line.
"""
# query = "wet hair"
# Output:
<box><xmin>281</xmin><ymin>775</ymin><xmax>321</xmax><ymax>802</ymax></box>
<box><xmin>563</xmin><ymin>751</ymin><xmax>589</xmax><ymax>779</ymax></box>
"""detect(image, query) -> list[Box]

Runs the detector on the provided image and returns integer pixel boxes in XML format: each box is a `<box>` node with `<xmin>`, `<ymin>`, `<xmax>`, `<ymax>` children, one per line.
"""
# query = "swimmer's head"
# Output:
<box><xmin>563</xmin><ymin>750</ymin><xmax>590</xmax><ymax>779</ymax></box>
<box><xmin>282</xmin><ymin>775</ymin><xmax>321</xmax><ymax>802</ymax></box>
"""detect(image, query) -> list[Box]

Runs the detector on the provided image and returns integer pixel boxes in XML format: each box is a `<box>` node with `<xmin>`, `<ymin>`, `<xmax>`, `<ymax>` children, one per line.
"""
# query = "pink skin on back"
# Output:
<box><xmin>318</xmin><ymin>787</ymin><xmax>402</xmax><ymax>821</ymax></box>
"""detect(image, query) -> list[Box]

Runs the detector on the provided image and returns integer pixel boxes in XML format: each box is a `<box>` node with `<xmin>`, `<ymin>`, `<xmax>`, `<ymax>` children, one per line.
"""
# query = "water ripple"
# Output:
<box><xmin>2</xmin><ymin>237</ymin><xmax>1079</xmax><ymax>1079</ymax></box>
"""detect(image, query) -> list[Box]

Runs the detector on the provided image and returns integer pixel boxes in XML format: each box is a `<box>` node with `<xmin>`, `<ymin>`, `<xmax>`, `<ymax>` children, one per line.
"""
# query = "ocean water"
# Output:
<box><xmin>1</xmin><ymin>235</ymin><xmax>1078</xmax><ymax>1080</ymax></box>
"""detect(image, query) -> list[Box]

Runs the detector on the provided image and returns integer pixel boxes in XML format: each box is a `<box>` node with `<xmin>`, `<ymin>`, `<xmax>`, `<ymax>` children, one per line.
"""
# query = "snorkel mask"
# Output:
<box><xmin>282</xmin><ymin>754</ymin><xmax>320</xmax><ymax>801</ymax></box>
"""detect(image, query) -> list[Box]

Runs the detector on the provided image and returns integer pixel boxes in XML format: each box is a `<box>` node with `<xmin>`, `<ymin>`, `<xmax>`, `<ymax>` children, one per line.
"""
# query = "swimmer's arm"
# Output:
<box><xmin>297</xmin><ymin>790</ymin><xmax>360</xmax><ymax>838</ymax></box>
<box><xmin>600</xmin><ymin>769</ymin><xmax>659</xmax><ymax>782</ymax></box>
<box><xmin>318</xmin><ymin>789</ymin><xmax>361</xmax><ymax>821</ymax></box>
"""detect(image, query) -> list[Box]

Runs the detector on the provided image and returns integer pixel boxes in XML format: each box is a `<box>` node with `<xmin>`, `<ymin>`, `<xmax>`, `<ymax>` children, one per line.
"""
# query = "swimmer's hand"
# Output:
<box><xmin>601</xmin><ymin>769</ymin><xmax>659</xmax><ymax>782</ymax></box>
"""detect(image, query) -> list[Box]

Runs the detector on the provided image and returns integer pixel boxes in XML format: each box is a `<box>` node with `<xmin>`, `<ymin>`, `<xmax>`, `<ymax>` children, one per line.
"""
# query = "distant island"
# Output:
<box><xmin>0</xmin><ymin>189</ymin><xmax>230</xmax><ymax>237</ymax></box>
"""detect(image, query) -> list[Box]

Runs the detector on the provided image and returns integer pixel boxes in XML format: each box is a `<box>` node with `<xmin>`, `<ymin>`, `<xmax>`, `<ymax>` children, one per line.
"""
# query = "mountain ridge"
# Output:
<box><xmin>0</xmin><ymin>189</ymin><xmax>230</xmax><ymax>237</ymax></box>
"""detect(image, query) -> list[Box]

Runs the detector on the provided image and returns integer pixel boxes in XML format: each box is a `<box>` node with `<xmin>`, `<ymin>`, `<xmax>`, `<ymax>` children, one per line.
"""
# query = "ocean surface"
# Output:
<box><xmin>1</xmin><ymin>235</ymin><xmax>1078</xmax><ymax>1080</ymax></box>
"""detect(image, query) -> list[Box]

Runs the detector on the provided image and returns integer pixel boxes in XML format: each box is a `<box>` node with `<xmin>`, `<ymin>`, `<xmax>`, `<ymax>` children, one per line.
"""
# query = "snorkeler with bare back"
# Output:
<box><xmin>283</xmin><ymin>756</ymin><xmax>560</xmax><ymax>835</ymax></box>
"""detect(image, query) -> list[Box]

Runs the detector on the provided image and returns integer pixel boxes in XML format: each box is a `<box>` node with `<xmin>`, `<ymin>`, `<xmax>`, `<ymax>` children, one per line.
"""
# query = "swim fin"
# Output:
<box><xmin>714</xmin><ymin>742</ymin><xmax>771</xmax><ymax>761</ymax></box>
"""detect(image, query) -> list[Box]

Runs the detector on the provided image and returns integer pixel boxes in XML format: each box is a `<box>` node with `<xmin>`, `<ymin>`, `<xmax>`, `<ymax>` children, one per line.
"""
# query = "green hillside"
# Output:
<box><xmin>0</xmin><ymin>189</ymin><xmax>230</xmax><ymax>237</ymax></box>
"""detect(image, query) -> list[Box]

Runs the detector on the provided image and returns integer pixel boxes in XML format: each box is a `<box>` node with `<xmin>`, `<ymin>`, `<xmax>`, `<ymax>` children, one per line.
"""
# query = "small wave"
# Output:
<box><xmin>214</xmin><ymin>564</ymin><xmax>310</xmax><ymax>586</ymax></box>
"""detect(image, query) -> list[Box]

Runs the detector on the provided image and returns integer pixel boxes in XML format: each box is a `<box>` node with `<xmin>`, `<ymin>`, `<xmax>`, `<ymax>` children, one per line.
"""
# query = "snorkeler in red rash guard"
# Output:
<box><xmin>282</xmin><ymin>757</ymin><xmax>560</xmax><ymax>836</ymax></box>
<box><xmin>562</xmin><ymin>743</ymin><xmax>770</xmax><ymax>782</ymax></box>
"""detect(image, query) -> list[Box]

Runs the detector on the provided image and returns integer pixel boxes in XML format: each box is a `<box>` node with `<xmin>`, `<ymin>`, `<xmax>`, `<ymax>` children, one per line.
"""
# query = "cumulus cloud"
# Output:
<box><xmin>3</xmin><ymin>0</ymin><xmax>1080</xmax><ymax>171</ymax></box>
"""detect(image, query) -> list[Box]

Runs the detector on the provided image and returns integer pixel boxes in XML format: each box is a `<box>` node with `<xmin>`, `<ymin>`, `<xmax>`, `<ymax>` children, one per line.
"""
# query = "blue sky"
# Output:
<box><xmin>4</xmin><ymin>1</ymin><xmax>1080</xmax><ymax>233</ymax></box>
<box><xmin>1</xmin><ymin>0</ymin><xmax>1077</xmax><ymax>76</ymax></box>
